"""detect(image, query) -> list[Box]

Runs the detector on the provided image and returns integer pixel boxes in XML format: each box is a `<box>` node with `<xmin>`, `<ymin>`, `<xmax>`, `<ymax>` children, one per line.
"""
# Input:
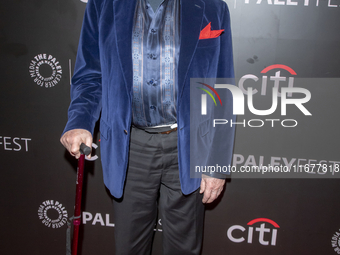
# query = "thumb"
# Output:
<box><xmin>84</xmin><ymin>139</ymin><xmax>92</xmax><ymax>160</ymax></box>
<box><xmin>200</xmin><ymin>178</ymin><xmax>205</xmax><ymax>194</ymax></box>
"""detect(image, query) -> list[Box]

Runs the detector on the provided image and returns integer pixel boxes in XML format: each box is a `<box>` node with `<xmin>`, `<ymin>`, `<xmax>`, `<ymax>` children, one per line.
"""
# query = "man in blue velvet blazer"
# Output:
<box><xmin>61</xmin><ymin>0</ymin><xmax>235</xmax><ymax>253</ymax></box>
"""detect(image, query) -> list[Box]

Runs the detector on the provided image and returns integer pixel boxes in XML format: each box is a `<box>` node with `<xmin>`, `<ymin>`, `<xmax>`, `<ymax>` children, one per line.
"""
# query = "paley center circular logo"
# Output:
<box><xmin>29</xmin><ymin>53</ymin><xmax>62</xmax><ymax>88</ymax></box>
<box><xmin>37</xmin><ymin>200</ymin><xmax>68</xmax><ymax>228</ymax></box>
<box><xmin>331</xmin><ymin>229</ymin><xmax>340</xmax><ymax>254</ymax></box>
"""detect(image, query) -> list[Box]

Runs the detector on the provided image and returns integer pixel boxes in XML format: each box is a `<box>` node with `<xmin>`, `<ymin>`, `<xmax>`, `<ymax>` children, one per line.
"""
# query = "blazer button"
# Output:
<box><xmin>124</xmin><ymin>130</ymin><xmax>128</xmax><ymax>134</ymax></box>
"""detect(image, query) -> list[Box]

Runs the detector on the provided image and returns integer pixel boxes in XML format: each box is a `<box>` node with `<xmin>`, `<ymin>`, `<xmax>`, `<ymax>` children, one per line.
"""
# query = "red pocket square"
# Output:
<box><xmin>199</xmin><ymin>22</ymin><xmax>224</xmax><ymax>40</ymax></box>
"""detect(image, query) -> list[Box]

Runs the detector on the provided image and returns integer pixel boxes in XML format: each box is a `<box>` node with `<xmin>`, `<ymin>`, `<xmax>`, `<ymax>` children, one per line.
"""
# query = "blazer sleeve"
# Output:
<box><xmin>203</xmin><ymin>2</ymin><xmax>236</xmax><ymax>179</ymax></box>
<box><xmin>62</xmin><ymin>0</ymin><xmax>103</xmax><ymax>136</ymax></box>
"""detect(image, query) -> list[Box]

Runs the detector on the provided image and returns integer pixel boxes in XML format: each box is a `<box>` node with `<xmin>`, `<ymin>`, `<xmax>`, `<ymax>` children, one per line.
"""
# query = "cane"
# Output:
<box><xmin>67</xmin><ymin>143</ymin><xmax>91</xmax><ymax>255</ymax></box>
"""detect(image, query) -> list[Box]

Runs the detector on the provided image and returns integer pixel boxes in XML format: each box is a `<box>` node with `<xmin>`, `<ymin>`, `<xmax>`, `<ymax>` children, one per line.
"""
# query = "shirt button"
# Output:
<box><xmin>147</xmin><ymin>53</ymin><xmax>157</xmax><ymax>60</ymax></box>
<box><xmin>148</xmin><ymin>79</ymin><xmax>157</xmax><ymax>86</ymax></box>
<box><xmin>124</xmin><ymin>130</ymin><xmax>128</xmax><ymax>134</ymax></box>
<box><xmin>150</xmin><ymin>105</ymin><xmax>156</xmax><ymax>110</ymax></box>
<box><xmin>151</xmin><ymin>28</ymin><xmax>157</xmax><ymax>33</ymax></box>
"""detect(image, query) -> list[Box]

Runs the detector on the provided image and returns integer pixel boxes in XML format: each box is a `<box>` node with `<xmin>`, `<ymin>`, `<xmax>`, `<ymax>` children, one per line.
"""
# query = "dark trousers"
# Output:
<box><xmin>113</xmin><ymin>126</ymin><xmax>205</xmax><ymax>255</ymax></box>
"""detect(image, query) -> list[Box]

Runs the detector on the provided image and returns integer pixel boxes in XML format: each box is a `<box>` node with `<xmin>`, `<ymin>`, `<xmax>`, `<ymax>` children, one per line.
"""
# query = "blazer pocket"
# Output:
<box><xmin>100</xmin><ymin>119</ymin><xmax>111</xmax><ymax>140</ymax></box>
<box><xmin>197</xmin><ymin>37</ymin><xmax>220</xmax><ymax>48</ymax></box>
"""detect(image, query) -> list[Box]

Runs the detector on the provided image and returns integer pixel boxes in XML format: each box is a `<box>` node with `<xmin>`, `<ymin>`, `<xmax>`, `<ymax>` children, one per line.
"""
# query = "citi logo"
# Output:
<box><xmin>227</xmin><ymin>218</ymin><xmax>280</xmax><ymax>246</ymax></box>
<box><xmin>199</xmin><ymin>64</ymin><xmax>311</xmax><ymax>117</ymax></box>
<box><xmin>238</xmin><ymin>64</ymin><xmax>297</xmax><ymax>97</ymax></box>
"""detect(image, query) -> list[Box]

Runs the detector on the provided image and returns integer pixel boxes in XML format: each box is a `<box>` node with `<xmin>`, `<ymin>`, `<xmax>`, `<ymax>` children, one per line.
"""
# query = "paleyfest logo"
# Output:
<box><xmin>198</xmin><ymin>64</ymin><xmax>311</xmax><ymax>128</ymax></box>
<box><xmin>243</xmin><ymin>0</ymin><xmax>340</xmax><ymax>8</ymax></box>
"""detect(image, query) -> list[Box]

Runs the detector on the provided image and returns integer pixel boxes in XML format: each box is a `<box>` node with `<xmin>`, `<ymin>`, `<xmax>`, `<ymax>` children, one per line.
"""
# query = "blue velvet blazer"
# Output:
<box><xmin>63</xmin><ymin>0</ymin><xmax>235</xmax><ymax>198</ymax></box>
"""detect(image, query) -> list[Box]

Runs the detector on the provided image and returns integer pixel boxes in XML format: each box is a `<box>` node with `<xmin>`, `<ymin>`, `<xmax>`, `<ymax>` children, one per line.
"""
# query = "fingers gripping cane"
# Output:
<box><xmin>66</xmin><ymin>143</ymin><xmax>91</xmax><ymax>255</ymax></box>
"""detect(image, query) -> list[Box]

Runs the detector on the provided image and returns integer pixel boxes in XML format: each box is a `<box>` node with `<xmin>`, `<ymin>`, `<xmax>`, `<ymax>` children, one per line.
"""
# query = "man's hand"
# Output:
<box><xmin>60</xmin><ymin>129</ymin><xmax>92</xmax><ymax>159</ymax></box>
<box><xmin>199</xmin><ymin>174</ymin><xmax>225</xmax><ymax>203</ymax></box>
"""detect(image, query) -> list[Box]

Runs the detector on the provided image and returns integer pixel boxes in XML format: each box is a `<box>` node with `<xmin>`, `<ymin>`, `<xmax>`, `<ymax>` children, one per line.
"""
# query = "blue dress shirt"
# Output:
<box><xmin>132</xmin><ymin>0</ymin><xmax>180</xmax><ymax>127</ymax></box>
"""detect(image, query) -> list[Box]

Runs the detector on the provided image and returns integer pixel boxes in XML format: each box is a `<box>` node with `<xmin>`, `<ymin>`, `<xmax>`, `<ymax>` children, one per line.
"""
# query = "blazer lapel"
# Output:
<box><xmin>113</xmin><ymin>0</ymin><xmax>137</xmax><ymax>99</ymax></box>
<box><xmin>178</xmin><ymin>0</ymin><xmax>205</xmax><ymax>105</ymax></box>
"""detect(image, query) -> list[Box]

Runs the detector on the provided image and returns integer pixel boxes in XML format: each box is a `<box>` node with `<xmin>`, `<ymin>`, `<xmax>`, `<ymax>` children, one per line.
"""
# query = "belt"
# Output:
<box><xmin>133</xmin><ymin>125</ymin><xmax>178</xmax><ymax>134</ymax></box>
<box><xmin>158</xmin><ymin>127</ymin><xmax>177</xmax><ymax>134</ymax></box>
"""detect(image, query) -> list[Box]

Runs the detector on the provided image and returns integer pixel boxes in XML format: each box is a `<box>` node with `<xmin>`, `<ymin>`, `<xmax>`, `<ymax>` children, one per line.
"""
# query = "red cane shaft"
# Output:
<box><xmin>72</xmin><ymin>226</ymin><xmax>79</xmax><ymax>255</ymax></box>
<box><xmin>72</xmin><ymin>154</ymin><xmax>85</xmax><ymax>255</ymax></box>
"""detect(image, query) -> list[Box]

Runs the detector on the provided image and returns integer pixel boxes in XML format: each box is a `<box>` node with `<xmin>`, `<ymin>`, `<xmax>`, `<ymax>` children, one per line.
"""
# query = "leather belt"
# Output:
<box><xmin>159</xmin><ymin>127</ymin><xmax>177</xmax><ymax>134</ymax></box>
